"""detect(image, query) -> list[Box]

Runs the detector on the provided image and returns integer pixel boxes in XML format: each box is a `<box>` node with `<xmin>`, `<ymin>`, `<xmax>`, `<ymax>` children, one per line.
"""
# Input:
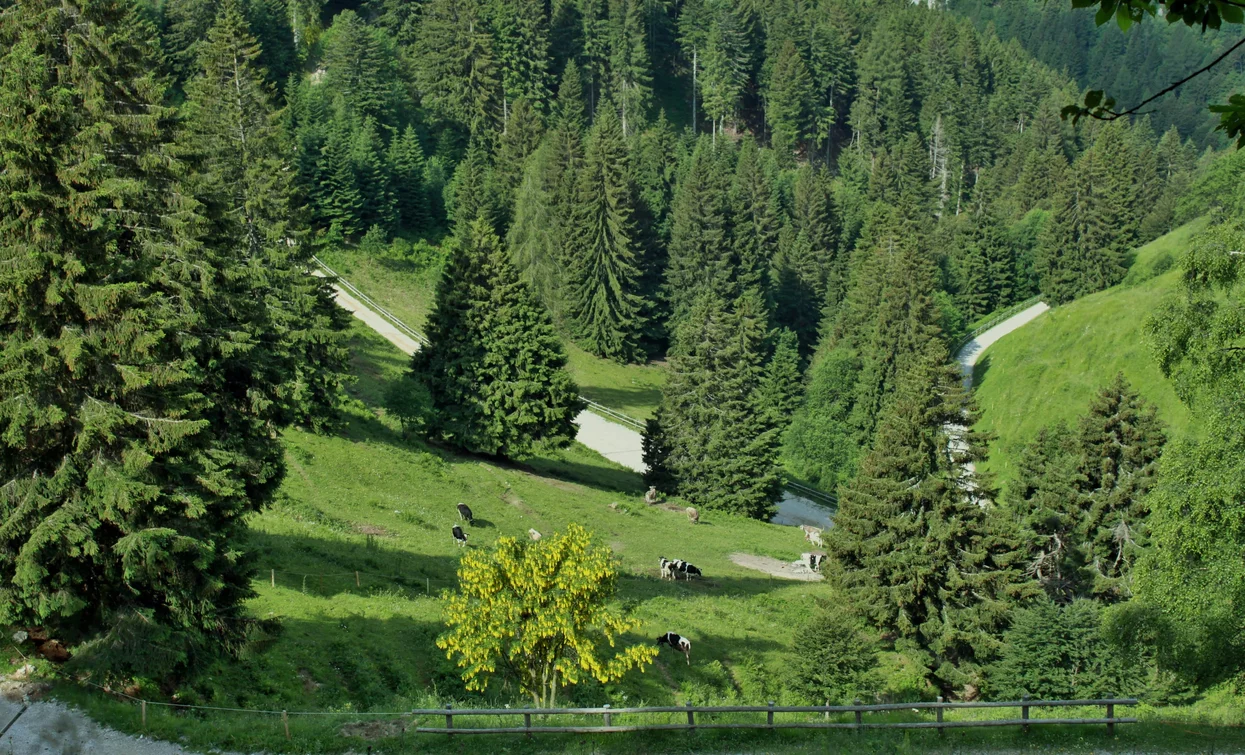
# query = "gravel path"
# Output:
<box><xmin>729</xmin><ymin>553</ymin><xmax>824</xmax><ymax>581</ymax></box>
<box><xmin>0</xmin><ymin>697</ymin><xmax>232</xmax><ymax>755</ymax></box>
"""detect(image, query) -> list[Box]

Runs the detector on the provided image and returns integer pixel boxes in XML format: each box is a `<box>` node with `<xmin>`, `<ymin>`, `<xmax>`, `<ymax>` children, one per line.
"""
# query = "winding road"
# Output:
<box><xmin>318</xmin><ymin>265</ymin><xmax>1048</xmax><ymax>529</ymax></box>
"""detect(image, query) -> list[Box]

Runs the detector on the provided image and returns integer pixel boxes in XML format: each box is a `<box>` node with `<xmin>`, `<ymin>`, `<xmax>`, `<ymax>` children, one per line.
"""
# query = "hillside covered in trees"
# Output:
<box><xmin>4</xmin><ymin>0</ymin><xmax>1245</xmax><ymax>746</ymax></box>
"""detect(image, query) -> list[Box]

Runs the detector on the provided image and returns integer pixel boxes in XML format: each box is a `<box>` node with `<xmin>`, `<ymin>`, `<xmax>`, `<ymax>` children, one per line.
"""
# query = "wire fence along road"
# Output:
<box><xmin>85</xmin><ymin>691</ymin><xmax>1137</xmax><ymax>741</ymax></box>
<box><xmin>312</xmin><ymin>260</ymin><xmax>840</xmax><ymax>506</ymax></box>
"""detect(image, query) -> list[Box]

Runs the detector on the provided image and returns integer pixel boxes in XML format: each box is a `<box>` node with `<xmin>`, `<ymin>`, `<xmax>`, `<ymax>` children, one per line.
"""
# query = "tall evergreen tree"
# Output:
<box><xmin>0</xmin><ymin>0</ymin><xmax>309</xmax><ymax>676</ymax></box>
<box><xmin>493</xmin><ymin>0</ymin><xmax>553</xmax><ymax>112</ymax></box>
<box><xmin>731</xmin><ymin>138</ymin><xmax>781</xmax><ymax>302</ymax></box>
<box><xmin>766</xmin><ymin>39</ymin><xmax>816</xmax><ymax>160</ymax></box>
<box><xmin>607</xmin><ymin>0</ymin><xmax>653</xmax><ymax>136</ymax></box>
<box><xmin>410</xmin><ymin>219</ymin><xmax>583</xmax><ymax>457</ymax></box>
<box><xmin>182</xmin><ymin>0</ymin><xmax>350</xmax><ymax>429</ymax></box>
<box><xmin>664</xmin><ymin>138</ymin><xmax>734</xmax><ymax>327</ymax></box>
<box><xmin>827</xmin><ymin>355</ymin><xmax>1035</xmax><ymax>688</ymax></box>
<box><xmin>565</xmin><ymin>107</ymin><xmax>648</xmax><ymax>362</ymax></box>
<box><xmin>1072</xmin><ymin>373</ymin><xmax>1165</xmax><ymax>602</ymax></box>
<box><xmin>1010</xmin><ymin>423</ymin><xmax>1083</xmax><ymax>603</ymax></box>
<box><xmin>644</xmin><ymin>293</ymin><xmax>782</xmax><ymax>518</ymax></box>
<box><xmin>495</xmin><ymin>98</ymin><xmax>546</xmax><ymax>209</ymax></box>
<box><xmin>390</xmin><ymin>125</ymin><xmax>430</xmax><ymax>232</ymax></box>
<box><xmin>448</xmin><ymin>141</ymin><xmax>501</xmax><ymax>234</ymax></box>
<box><xmin>415</xmin><ymin>0</ymin><xmax>502</xmax><ymax>137</ymax></box>
<box><xmin>323</xmin><ymin>10</ymin><xmax>402</xmax><ymax>127</ymax></box>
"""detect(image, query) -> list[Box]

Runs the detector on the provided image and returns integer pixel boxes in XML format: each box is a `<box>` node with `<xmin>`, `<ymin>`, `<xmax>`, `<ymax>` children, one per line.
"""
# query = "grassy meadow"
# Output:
<box><xmin>317</xmin><ymin>245</ymin><xmax>667</xmax><ymax>419</ymax></box>
<box><xmin>972</xmin><ymin>219</ymin><xmax>1206</xmax><ymax>485</ymax></box>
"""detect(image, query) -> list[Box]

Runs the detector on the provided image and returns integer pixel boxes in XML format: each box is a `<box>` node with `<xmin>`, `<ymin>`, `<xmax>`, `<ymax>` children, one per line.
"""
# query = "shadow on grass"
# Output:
<box><xmin>972</xmin><ymin>353</ymin><xmax>992</xmax><ymax>391</ymax></box>
<box><xmin>578</xmin><ymin>384</ymin><xmax>663</xmax><ymax>413</ymax></box>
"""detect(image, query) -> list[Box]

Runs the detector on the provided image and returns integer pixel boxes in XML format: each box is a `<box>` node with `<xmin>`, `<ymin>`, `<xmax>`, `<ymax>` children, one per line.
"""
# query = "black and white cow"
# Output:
<box><xmin>658</xmin><ymin>557</ymin><xmax>674</xmax><ymax>580</ymax></box>
<box><xmin>656</xmin><ymin>632</ymin><xmax>692</xmax><ymax>664</ymax></box>
<box><xmin>680</xmin><ymin>563</ymin><xmax>703</xmax><ymax>579</ymax></box>
<box><xmin>456</xmin><ymin>502</ymin><xmax>473</xmax><ymax>524</ymax></box>
<box><xmin>451</xmin><ymin>525</ymin><xmax>468</xmax><ymax>547</ymax></box>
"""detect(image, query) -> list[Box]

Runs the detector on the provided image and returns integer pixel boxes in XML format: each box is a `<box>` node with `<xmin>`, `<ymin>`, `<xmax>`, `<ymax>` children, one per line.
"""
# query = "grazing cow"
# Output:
<box><xmin>456</xmin><ymin>502</ymin><xmax>473</xmax><ymax>524</ymax></box>
<box><xmin>528</xmin><ymin>528</ymin><xmax>542</xmax><ymax>541</ymax></box>
<box><xmin>451</xmin><ymin>525</ymin><xmax>468</xmax><ymax>547</ymax></box>
<box><xmin>656</xmin><ymin>632</ymin><xmax>692</xmax><ymax>665</ymax></box>
<box><xmin>801</xmin><ymin>525</ymin><xmax>824</xmax><ymax>547</ymax></box>
<box><xmin>658</xmin><ymin>557</ymin><xmax>674</xmax><ymax>580</ymax></box>
<box><xmin>686</xmin><ymin>507</ymin><xmax>699</xmax><ymax>524</ymax></box>
<box><xmin>680</xmin><ymin>563</ymin><xmax>703</xmax><ymax>579</ymax></box>
<box><xmin>645</xmin><ymin>486</ymin><xmax>660</xmax><ymax>505</ymax></box>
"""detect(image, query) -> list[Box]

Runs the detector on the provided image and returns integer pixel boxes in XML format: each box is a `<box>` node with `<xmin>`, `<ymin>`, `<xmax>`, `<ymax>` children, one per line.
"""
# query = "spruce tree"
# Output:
<box><xmin>493</xmin><ymin>0</ymin><xmax>553</xmax><ymax>111</ymax></box>
<box><xmin>351</xmin><ymin>116</ymin><xmax>397</xmax><ymax>233</ymax></box>
<box><xmin>772</xmin><ymin>227</ymin><xmax>824</xmax><ymax>358</ymax></box>
<box><xmin>791</xmin><ymin>165</ymin><xmax>839</xmax><ymax>303</ymax></box>
<box><xmin>757</xmin><ymin>328</ymin><xmax>803</xmax><ymax>431</ymax></box>
<box><xmin>321</xmin><ymin>113</ymin><xmax>366</xmax><ymax>237</ymax></box>
<box><xmin>390</xmin><ymin>125</ymin><xmax>429</xmax><ymax>232</ymax></box>
<box><xmin>448</xmin><ymin>141</ymin><xmax>501</xmax><ymax>234</ymax></box>
<box><xmin>181</xmin><ymin>0</ymin><xmax>350</xmax><ymax>430</ymax></box>
<box><xmin>827</xmin><ymin>355</ymin><xmax>1035</xmax><ymax>688</ymax></box>
<box><xmin>322</xmin><ymin>10</ymin><xmax>401</xmax><ymax>127</ymax></box>
<box><xmin>1010</xmin><ymin>423</ymin><xmax>1082</xmax><ymax>603</ymax></box>
<box><xmin>731</xmin><ymin>138</ymin><xmax>780</xmax><ymax>302</ymax></box>
<box><xmin>415</xmin><ymin>0</ymin><xmax>502</xmax><ymax>137</ymax></box>
<box><xmin>766</xmin><ymin>39</ymin><xmax>816</xmax><ymax>161</ymax></box>
<box><xmin>644</xmin><ymin>293</ymin><xmax>782</xmax><ymax>518</ymax></box>
<box><xmin>508</xmin><ymin>142</ymin><xmax>562</xmax><ymax>316</ymax></box>
<box><xmin>565</xmin><ymin>107</ymin><xmax>648</xmax><ymax>362</ymax></box>
<box><xmin>410</xmin><ymin>219</ymin><xmax>583</xmax><ymax>457</ymax></box>
<box><xmin>495</xmin><ymin>98</ymin><xmax>546</xmax><ymax>208</ymax></box>
<box><xmin>1072</xmin><ymin>373</ymin><xmax>1165</xmax><ymax>602</ymax></box>
<box><xmin>664</xmin><ymin>138</ymin><xmax>735</xmax><ymax>328</ymax></box>
<box><xmin>0</xmin><ymin>0</ymin><xmax>300</xmax><ymax>676</ymax></box>
<box><xmin>782</xmin><ymin>346</ymin><xmax>862</xmax><ymax>489</ymax></box>
<box><xmin>607</xmin><ymin>0</ymin><xmax>653</xmax><ymax>136</ymax></box>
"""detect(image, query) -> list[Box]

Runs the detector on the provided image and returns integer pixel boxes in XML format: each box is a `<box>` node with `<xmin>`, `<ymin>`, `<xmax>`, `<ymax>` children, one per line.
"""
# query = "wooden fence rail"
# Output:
<box><xmin>408</xmin><ymin>698</ymin><xmax>1138</xmax><ymax>736</ymax></box>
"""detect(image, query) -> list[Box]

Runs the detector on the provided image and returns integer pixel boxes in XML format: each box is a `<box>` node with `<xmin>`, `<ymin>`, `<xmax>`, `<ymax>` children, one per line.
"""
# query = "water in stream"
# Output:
<box><xmin>771</xmin><ymin>491</ymin><xmax>835</xmax><ymax>529</ymax></box>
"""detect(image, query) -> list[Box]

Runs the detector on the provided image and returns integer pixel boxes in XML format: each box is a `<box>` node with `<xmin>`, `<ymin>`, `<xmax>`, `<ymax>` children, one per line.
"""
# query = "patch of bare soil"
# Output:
<box><xmin>729</xmin><ymin>552</ymin><xmax>824</xmax><ymax>582</ymax></box>
<box><xmin>354</xmin><ymin>523</ymin><xmax>391</xmax><ymax>537</ymax></box>
<box><xmin>500</xmin><ymin>489</ymin><xmax>534</xmax><ymax>515</ymax></box>
<box><xmin>339</xmin><ymin>718</ymin><xmax>407</xmax><ymax>740</ymax></box>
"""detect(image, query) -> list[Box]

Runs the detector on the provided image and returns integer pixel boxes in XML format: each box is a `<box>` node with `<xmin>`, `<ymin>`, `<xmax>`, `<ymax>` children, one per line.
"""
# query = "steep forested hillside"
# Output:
<box><xmin>952</xmin><ymin>0</ymin><xmax>1245</xmax><ymax>148</ymax></box>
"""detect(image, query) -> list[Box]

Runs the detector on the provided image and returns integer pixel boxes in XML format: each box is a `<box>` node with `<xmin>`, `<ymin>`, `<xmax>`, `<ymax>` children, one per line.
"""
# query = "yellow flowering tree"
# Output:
<box><xmin>437</xmin><ymin>523</ymin><xmax>657</xmax><ymax>706</ymax></box>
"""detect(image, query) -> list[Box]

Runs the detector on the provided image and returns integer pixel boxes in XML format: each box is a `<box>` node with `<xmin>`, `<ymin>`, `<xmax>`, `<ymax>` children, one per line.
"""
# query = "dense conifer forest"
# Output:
<box><xmin>3</xmin><ymin>0</ymin><xmax>1245</xmax><ymax>743</ymax></box>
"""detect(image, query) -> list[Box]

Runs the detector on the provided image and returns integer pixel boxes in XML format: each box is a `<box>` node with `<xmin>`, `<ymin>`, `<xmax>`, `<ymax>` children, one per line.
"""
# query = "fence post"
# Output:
<box><xmin>686</xmin><ymin>701</ymin><xmax>695</xmax><ymax>730</ymax></box>
<box><xmin>270</xmin><ymin>569</ymin><xmax>275</xmax><ymax>588</ymax></box>
<box><xmin>355</xmin><ymin>570</ymin><xmax>360</xmax><ymax>588</ymax></box>
<box><xmin>524</xmin><ymin>711</ymin><xmax>532</xmax><ymax>739</ymax></box>
<box><xmin>853</xmin><ymin>699</ymin><xmax>862</xmax><ymax>732</ymax></box>
<box><xmin>936</xmin><ymin>696</ymin><xmax>943</xmax><ymax>738</ymax></box>
<box><xmin>603</xmin><ymin>704</ymin><xmax>611</xmax><ymax>728</ymax></box>
<box><xmin>825</xmin><ymin>699</ymin><xmax>830</xmax><ymax>722</ymax></box>
<box><xmin>445</xmin><ymin>704</ymin><xmax>453</xmax><ymax>738</ymax></box>
<box><xmin>767</xmin><ymin>701</ymin><xmax>774</xmax><ymax>728</ymax></box>
<box><xmin>282</xmin><ymin>710</ymin><xmax>289</xmax><ymax>740</ymax></box>
<box><xmin>1021</xmin><ymin>694</ymin><xmax>1030</xmax><ymax>735</ymax></box>
<box><xmin>1106</xmin><ymin>702</ymin><xmax>1115</xmax><ymax>736</ymax></box>
<box><xmin>141</xmin><ymin>700</ymin><xmax>146</xmax><ymax>729</ymax></box>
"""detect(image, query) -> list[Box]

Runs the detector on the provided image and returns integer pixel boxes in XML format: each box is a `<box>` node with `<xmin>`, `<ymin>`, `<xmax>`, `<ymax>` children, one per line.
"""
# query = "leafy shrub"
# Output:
<box><xmin>790</xmin><ymin>601</ymin><xmax>878</xmax><ymax>704</ymax></box>
<box><xmin>986</xmin><ymin>598</ymin><xmax>1147</xmax><ymax>700</ymax></box>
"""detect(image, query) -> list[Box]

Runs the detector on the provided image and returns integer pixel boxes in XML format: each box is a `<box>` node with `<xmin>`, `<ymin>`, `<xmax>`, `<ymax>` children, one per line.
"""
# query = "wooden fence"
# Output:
<box><xmin>411</xmin><ymin>697</ymin><xmax>1138</xmax><ymax>737</ymax></box>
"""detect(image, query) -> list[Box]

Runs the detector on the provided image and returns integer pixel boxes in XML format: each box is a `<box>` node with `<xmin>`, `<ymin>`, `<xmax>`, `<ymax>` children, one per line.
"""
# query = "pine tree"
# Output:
<box><xmin>564</xmin><ymin>106</ymin><xmax>648</xmax><ymax>362</ymax></box>
<box><xmin>545</xmin><ymin>63</ymin><xmax>588</xmax><ymax>301</ymax></box>
<box><xmin>0</xmin><ymin>0</ymin><xmax>303</xmax><ymax>676</ymax></box>
<box><xmin>772</xmin><ymin>227</ymin><xmax>823</xmax><ymax>358</ymax></box>
<box><xmin>1036</xmin><ymin>121</ymin><xmax>1137</xmax><ymax>304</ymax></box>
<box><xmin>351</xmin><ymin>116</ymin><xmax>397</xmax><ymax>233</ymax></box>
<box><xmin>766</xmin><ymin>39</ymin><xmax>816</xmax><ymax>161</ymax></box>
<box><xmin>697</xmin><ymin>6</ymin><xmax>749</xmax><ymax>136</ymax></box>
<box><xmin>495</xmin><ymin>98</ymin><xmax>546</xmax><ymax>208</ymax></box>
<box><xmin>664</xmin><ymin>138</ymin><xmax>734</xmax><ymax>327</ymax></box>
<box><xmin>731</xmin><ymin>138</ymin><xmax>780</xmax><ymax>301</ymax></box>
<box><xmin>323</xmin><ymin>10</ymin><xmax>401</xmax><ymax>127</ymax></box>
<box><xmin>448</xmin><ymin>141</ymin><xmax>501</xmax><ymax>234</ymax></box>
<box><xmin>493</xmin><ymin>0</ymin><xmax>553</xmax><ymax>112</ymax></box>
<box><xmin>415</xmin><ymin>0</ymin><xmax>502</xmax><ymax>137</ymax></box>
<box><xmin>182</xmin><ymin>0</ymin><xmax>350</xmax><ymax>430</ymax></box>
<box><xmin>1072</xmin><ymin>373</ymin><xmax>1165</xmax><ymax>603</ymax></box>
<box><xmin>508</xmin><ymin>142</ymin><xmax>562</xmax><ymax>316</ymax></box>
<box><xmin>790</xmin><ymin>165</ymin><xmax>839</xmax><ymax>304</ymax></box>
<box><xmin>390</xmin><ymin>125</ymin><xmax>429</xmax><ymax>232</ymax></box>
<box><xmin>757</xmin><ymin>328</ymin><xmax>803</xmax><ymax>431</ymax></box>
<box><xmin>1010</xmin><ymin>423</ymin><xmax>1083</xmax><ymax>603</ymax></box>
<box><xmin>826</xmin><ymin>355</ymin><xmax>1035</xmax><ymax>688</ymax></box>
<box><xmin>644</xmin><ymin>293</ymin><xmax>782</xmax><ymax>518</ymax></box>
<box><xmin>607</xmin><ymin>0</ymin><xmax>653</xmax><ymax>137</ymax></box>
<box><xmin>410</xmin><ymin>219</ymin><xmax>583</xmax><ymax>457</ymax></box>
<box><xmin>322</xmin><ymin>113</ymin><xmax>366</xmax><ymax>237</ymax></box>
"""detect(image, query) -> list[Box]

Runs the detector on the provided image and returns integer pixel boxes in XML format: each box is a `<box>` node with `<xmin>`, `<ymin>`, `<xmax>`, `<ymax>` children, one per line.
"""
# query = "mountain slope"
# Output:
<box><xmin>972</xmin><ymin>218</ymin><xmax>1206</xmax><ymax>484</ymax></box>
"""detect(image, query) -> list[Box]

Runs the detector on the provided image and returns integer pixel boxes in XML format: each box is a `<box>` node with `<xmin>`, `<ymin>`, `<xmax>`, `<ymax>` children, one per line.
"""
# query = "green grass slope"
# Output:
<box><xmin>973</xmin><ymin>219</ymin><xmax>1207</xmax><ymax>485</ymax></box>
<box><xmin>318</xmin><ymin>246</ymin><xmax>666</xmax><ymax>419</ymax></box>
